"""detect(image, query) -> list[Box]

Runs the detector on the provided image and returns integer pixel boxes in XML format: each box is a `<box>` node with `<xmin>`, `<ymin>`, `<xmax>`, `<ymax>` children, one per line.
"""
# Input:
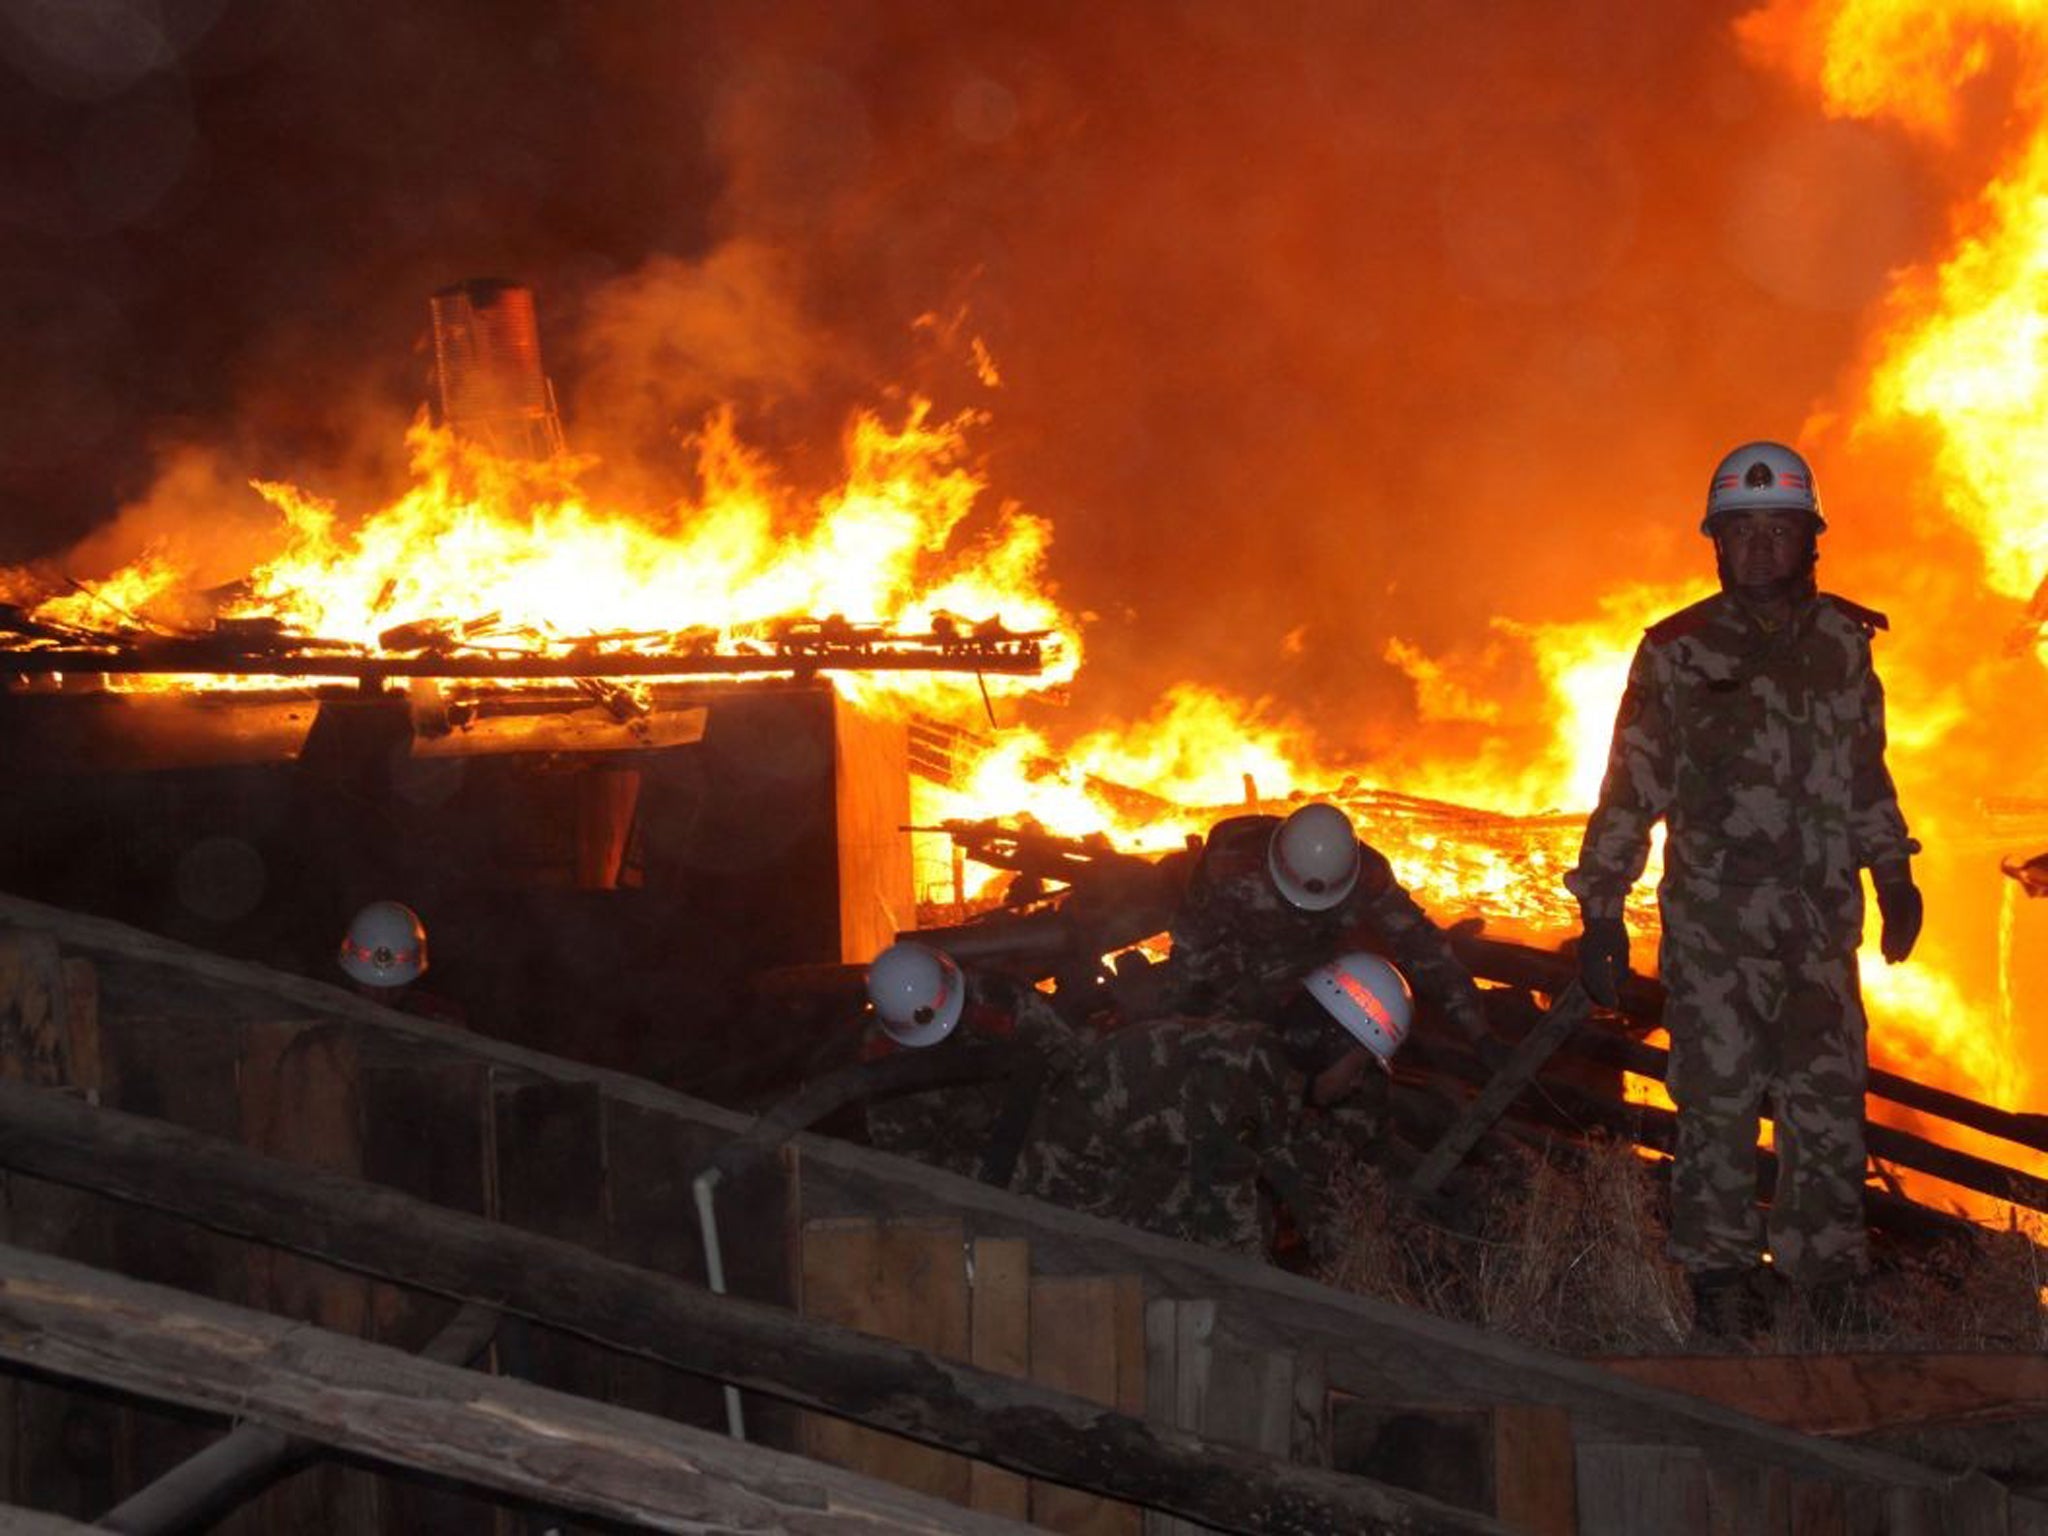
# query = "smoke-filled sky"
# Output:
<box><xmin>0</xmin><ymin>0</ymin><xmax>1987</xmax><ymax>733</ymax></box>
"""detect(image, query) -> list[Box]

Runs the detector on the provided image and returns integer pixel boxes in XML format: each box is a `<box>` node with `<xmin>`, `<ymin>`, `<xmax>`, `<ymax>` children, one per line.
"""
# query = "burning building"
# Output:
<box><xmin>0</xmin><ymin>281</ymin><xmax>1063</xmax><ymax>1089</ymax></box>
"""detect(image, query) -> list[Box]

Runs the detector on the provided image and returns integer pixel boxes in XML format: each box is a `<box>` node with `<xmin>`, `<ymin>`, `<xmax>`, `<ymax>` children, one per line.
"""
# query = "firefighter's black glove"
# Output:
<box><xmin>1577</xmin><ymin>917</ymin><xmax>1629</xmax><ymax>1009</ymax></box>
<box><xmin>1877</xmin><ymin>879</ymin><xmax>1923</xmax><ymax>965</ymax></box>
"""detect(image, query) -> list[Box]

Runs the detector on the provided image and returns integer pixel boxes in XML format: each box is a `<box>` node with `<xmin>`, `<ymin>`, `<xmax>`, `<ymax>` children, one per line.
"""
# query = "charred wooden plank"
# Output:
<box><xmin>1597</xmin><ymin>1354</ymin><xmax>2048</xmax><ymax>1439</ymax></box>
<box><xmin>0</xmin><ymin>1241</ymin><xmax>1028</xmax><ymax>1535</ymax></box>
<box><xmin>1553</xmin><ymin>1029</ymin><xmax>2048</xmax><ymax>1216</ymax></box>
<box><xmin>0</xmin><ymin>1079</ymin><xmax>1512</xmax><ymax>1536</ymax></box>
<box><xmin>1399</xmin><ymin>1032</ymin><xmax>2001</xmax><ymax>1250</ymax></box>
<box><xmin>94</xmin><ymin>1303</ymin><xmax>496</xmax><ymax>1536</ymax></box>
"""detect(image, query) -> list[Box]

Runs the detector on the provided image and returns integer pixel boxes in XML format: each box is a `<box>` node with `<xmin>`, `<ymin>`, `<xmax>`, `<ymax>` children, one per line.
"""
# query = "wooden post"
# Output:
<box><xmin>0</xmin><ymin>1240</ymin><xmax>1031</xmax><ymax>1536</ymax></box>
<box><xmin>1491</xmin><ymin>1404</ymin><xmax>1575</xmax><ymax>1536</ymax></box>
<box><xmin>0</xmin><ymin>936</ymin><xmax>125</xmax><ymax>1518</ymax></box>
<box><xmin>1573</xmin><ymin>1443</ymin><xmax>1709</xmax><ymax>1534</ymax></box>
<box><xmin>491</xmin><ymin>1073</ymin><xmax>612</xmax><ymax>1429</ymax></box>
<box><xmin>968</xmin><ymin>1237</ymin><xmax>1032</xmax><ymax>1520</ymax></box>
<box><xmin>799</xmin><ymin>1217</ymin><xmax>973</xmax><ymax>1505</ymax></box>
<box><xmin>356</xmin><ymin>1046</ymin><xmax>500</xmax><ymax>1532</ymax></box>
<box><xmin>1028</xmin><ymin>1273</ymin><xmax>1146</xmax><ymax>1534</ymax></box>
<box><xmin>236</xmin><ymin>1018</ymin><xmax>378</xmax><ymax>1534</ymax></box>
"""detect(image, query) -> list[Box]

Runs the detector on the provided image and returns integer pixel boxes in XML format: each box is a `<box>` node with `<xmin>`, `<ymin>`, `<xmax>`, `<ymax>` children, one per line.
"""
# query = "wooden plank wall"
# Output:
<box><xmin>0</xmin><ymin>932</ymin><xmax>126</xmax><ymax>1520</ymax></box>
<box><xmin>797</xmin><ymin>1216</ymin><xmax>1151</xmax><ymax>1533</ymax></box>
<box><xmin>796</xmin><ymin>1219</ymin><xmax>1362</xmax><ymax>1535</ymax></box>
<box><xmin>0</xmin><ymin>939</ymin><xmax>800</xmax><ymax>1531</ymax></box>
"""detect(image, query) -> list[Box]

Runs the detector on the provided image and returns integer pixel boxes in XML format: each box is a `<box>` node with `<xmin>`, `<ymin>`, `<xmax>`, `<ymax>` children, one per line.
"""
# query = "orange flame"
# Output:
<box><xmin>18</xmin><ymin>400</ymin><xmax>1076</xmax><ymax>706</ymax></box>
<box><xmin>1732</xmin><ymin>0</ymin><xmax>2048</xmax><ymax>1207</ymax></box>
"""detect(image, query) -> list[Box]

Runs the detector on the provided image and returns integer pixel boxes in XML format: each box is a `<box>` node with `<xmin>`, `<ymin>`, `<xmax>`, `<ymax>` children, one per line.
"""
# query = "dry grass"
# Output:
<box><xmin>1852</xmin><ymin>1211</ymin><xmax>2048</xmax><ymax>1354</ymax></box>
<box><xmin>1314</xmin><ymin>1136</ymin><xmax>2048</xmax><ymax>1357</ymax></box>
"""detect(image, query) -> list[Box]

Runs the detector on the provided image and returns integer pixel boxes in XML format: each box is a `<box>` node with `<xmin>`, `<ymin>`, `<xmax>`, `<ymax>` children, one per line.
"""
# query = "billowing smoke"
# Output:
<box><xmin>0</xmin><ymin>2</ymin><xmax>1947</xmax><ymax>709</ymax></box>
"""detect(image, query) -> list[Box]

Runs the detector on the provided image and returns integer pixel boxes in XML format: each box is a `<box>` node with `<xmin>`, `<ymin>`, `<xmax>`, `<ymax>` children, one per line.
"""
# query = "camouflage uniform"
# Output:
<box><xmin>1010</xmin><ymin>1015</ymin><xmax>1362</xmax><ymax>1258</ymax></box>
<box><xmin>1565</xmin><ymin>589</ymin><xmax>1916</xmax><ymax>1284</ymax></box>
<box><xmin>863</xmin><ymin>979</ymin><xmax>1084</xmax><ymax>1181</ymax></box>
<box><xmin>1165</xmin><ymin>813</ymin><xmax>1490</xmax><ymax>1050</ymax></box>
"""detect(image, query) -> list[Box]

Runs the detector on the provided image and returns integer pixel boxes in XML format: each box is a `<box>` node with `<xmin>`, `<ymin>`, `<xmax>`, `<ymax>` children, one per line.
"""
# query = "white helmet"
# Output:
<box><xmin>1268</xmin><ymin>803</ymin><xmax>1361</xmax><ymax>912</ymax></box>
<box><xmin>1303</xmin><ymin>952</ymin><xmax>1413</xmax><ymax>1062</ymax></box>
<box><xmin>1703</xmin><ymin>440</ymin><xmax>1826</xmax><ymax>533</ymax></box>
<box><xmin>338</xmin><ymin>900</ymin><xmax>428</xmax><ymax>987</ymax></box>
<box><xmin>866</xmin><ymin>941</ymin><xmax>965</xmax><ymax>1048</ymax></box>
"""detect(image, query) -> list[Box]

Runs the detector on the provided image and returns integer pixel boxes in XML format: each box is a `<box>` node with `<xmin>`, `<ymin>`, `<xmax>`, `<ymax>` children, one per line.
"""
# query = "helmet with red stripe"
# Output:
<box><xmin>1302</xmin><ymin>952</ymin><xmax>1413</xmax><ymax>1063</ymax></box>
<box><xmin>1702</xmin><ymin>440</ymin><xmax>1825</xmax><ymax>533</ymax></box>
<box><xmin>338</xmin><ymin>900</ymin><xmax>428</xmax><ymax>987</ymax></box>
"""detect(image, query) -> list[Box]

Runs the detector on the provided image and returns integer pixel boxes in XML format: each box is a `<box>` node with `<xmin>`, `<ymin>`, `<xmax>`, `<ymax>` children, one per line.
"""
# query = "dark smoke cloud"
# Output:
<box><xmin>0</xmin><ymin>0</ymin><xmax>1952</xmax><ymax>756</ymax></box>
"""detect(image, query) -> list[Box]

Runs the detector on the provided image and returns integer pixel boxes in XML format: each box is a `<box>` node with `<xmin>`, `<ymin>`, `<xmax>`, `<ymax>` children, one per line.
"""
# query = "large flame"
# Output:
<box><xmin>10</xmin><ymin>0</ymin><xmax>2048</xmax><ymax>1219</ymax></box>
<box><xmin>13</xmin><ymin>400</ymin><xmax>1076</xmax><ymax>705</ymax></box>
<box><xmin>1739</xmin><ymin>2</ymin><xmax>2048</xmax><ymax>613</ymax></box>
<box><xmin>1726</xmin><ymin>0</ymin><xmax>2048</xmax><ymax>1204</ymax></box>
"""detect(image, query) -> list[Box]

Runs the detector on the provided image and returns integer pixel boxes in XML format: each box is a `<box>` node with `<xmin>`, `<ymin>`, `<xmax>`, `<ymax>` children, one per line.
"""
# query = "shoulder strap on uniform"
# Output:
<box><xmin>1822</xmin><ymin>593</ymin><xmax>1889</xmax><ymax>633</ymax></box>
<box><xmin>1644</xmin><ymin>596</ymin><xmax>1720</xmax><ymax>646</ymax></box>
<box><xmin>1197</xmin><ymin>814</ymin><xmax>1280</xmax><ymax>880</ymax></box>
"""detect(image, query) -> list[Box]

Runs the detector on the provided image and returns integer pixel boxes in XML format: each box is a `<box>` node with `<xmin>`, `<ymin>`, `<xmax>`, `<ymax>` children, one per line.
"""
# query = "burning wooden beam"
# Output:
<box><xmin>0</xmin><ymin>635</ymin><xmax>1046</xmax><ymax>682</ymax></box>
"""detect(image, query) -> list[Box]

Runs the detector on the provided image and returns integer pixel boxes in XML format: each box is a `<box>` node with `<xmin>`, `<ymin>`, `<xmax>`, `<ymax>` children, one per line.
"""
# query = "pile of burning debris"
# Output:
<box><xmin>883</xmin><ymin>813</ymin><xmax>2048</xmax><ymax>1289</ymax></box>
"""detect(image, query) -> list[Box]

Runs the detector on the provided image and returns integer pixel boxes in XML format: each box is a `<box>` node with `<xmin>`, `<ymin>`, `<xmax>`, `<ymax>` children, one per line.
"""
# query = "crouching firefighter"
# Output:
<box><xmin>860</xmin><ymin>939</ymin><xmax>1085</xmax><ymax>1185</ymax></box>
<box><xmin>1008</xmin><ymin>951</ymin><xmax>1414</xmax><ymax>1262</ymax></box>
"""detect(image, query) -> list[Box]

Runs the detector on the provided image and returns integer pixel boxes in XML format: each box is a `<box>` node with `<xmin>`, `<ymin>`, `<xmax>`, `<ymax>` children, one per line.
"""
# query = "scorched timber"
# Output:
<box><xmin>0</xmin><ymin>1079</ymin><xmax>1510</xmax><ymax>1536</ymax></box>
<box><xmin>0</xmin><ymin>1241</ymin><xmax>1029</xmax><ymax>1536</ymax></box>
<box><xmin>1454</xmin><ymin>931</ymin><xmax>2048</xmax><ymax>1159</ymax></box>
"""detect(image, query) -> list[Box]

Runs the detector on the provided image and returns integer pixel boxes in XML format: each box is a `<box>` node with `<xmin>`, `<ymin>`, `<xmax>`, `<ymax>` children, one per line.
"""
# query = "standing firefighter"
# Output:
<box><xmin>1565</xmin><ymin>440</ymin><xmax>1922</xmax><ymax>1339</ymax></box>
